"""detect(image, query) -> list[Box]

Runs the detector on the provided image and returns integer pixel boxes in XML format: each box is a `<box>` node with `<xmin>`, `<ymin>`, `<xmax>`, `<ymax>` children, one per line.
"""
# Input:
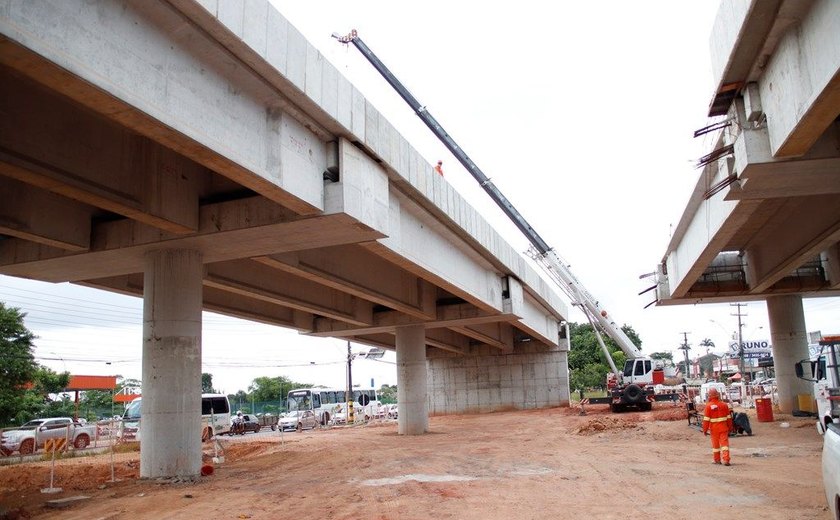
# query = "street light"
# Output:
<box><xmin>346</xmin><ymin>344</ymin><xmax>386</xmax><ymax>422</ymax></box>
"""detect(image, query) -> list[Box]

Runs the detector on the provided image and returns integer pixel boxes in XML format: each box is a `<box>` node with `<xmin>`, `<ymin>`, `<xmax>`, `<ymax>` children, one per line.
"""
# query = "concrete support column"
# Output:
<box><xmin>396</xmin><ymin>324</ymin><xmax>428</xmax><ymax>435</ymax></box>
<box><xmin>141</xmin><ymin>249</ymin><xmax>203</xmax><ymax>478</ymax></box>
<box><xmin>766</xmin><ymin>295</ymin><xmax>813</xmax><ymax>414</ymax></box>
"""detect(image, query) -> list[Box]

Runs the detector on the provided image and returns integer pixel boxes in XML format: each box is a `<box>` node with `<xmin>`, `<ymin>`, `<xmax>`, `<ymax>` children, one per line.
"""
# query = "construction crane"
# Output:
<box><xmin>334</xmin><ymin>30</ymin><xmax>669</xmax><ymax>412</ymax></box>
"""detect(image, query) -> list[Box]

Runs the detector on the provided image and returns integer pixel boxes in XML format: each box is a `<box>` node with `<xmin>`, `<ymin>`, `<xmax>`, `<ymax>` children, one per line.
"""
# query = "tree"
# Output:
<box><xmin>378</xmin><ymin>384</ymin><xmax>397</xmax><ymax>404</ymax></box>
<box><xmin>202</xmin><ymin>373</ymin><xmax>216</xmax><ymax>393</ymax></box>
<box><xmin>650</xmin><ymin>351</ymin><xmax>673</xmax><ymax>362</ymax></box>
<box><xmin>568</xmin><ymin>321</ymin><xmax>644</xmax><ymax>392</ymax></box>
<box><xmin>248</xmin><ymin>376</ymin><xmax>300</xmax><ymax>403</ymax></box>
<box><xmin>0</xmin><ymin>303</ymin><xmax>38</xmax><ymax>424</ymax></box>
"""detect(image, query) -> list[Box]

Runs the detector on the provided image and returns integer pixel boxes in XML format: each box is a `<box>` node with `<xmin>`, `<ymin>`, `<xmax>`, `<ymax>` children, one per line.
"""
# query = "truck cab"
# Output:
<box><xmin>795</xmin><ymin>336</ymin><xmax>840</xmax><ymax>434</ymax></box>
<box><xmin>621</xmin><ymin>358</ymin><xmax>665</xmax><ymax>386</ymax></box>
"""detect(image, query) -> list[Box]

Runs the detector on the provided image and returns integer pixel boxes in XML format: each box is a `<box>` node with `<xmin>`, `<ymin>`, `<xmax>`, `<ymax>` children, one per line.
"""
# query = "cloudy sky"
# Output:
<box><xmin>2</xmin><ymin>1</ymin><xmax>838</xmax><ymax>394</ymax></box>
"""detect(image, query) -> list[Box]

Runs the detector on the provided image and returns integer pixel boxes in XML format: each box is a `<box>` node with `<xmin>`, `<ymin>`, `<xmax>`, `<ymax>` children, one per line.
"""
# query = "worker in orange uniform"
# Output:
<box><xmin>434</xmin><ymin>160</ymin><xmax>444</xmax><ymax>176</ymax></box>
<box><xmin>702</xmin><ymin>388</ymin><xmax>734</xmax><ymax>465</ymax></box>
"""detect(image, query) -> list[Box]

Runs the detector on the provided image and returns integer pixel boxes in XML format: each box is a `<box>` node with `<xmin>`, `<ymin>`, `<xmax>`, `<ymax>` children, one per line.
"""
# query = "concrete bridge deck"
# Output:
<box><xmin>0</xmin><ymin>0</ymin><xmax>570</xmax><ymax>477</ymax></box>
<box><xmin>657</xmin><ymin>0</ymin><xmax>840</xmax><ymax>413</ymax></box>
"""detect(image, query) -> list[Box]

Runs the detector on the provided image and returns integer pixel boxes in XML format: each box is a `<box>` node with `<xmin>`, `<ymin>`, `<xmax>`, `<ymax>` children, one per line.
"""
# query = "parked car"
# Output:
<box><xmin>0</xmin><ymin>417</ymin><xmax>97</xmax><ymax>455</ymax></box>
<box><xmin>278</xmin><ymin>410</ymin><xmax>319</xmax><ymax>431</ymax></box>
<box><xmin>229</xmin><ymin>413</ymin><xmax>261</xmax><ymax>435</ymax></box>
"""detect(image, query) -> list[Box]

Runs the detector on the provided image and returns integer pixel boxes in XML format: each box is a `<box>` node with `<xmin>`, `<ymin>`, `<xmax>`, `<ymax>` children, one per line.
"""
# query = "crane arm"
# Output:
<box><xmin>333</xmin><ymin>30</ymin><xmax>551</xmax><ymax>255</ymax></box>
<box><xmin>529</xmin><ymin>248</ymin><xmax>643</xmax><ymax>360</ymax></box>
<box><xmin>334</xmin><ymin>30</ymin><xmax>643</xmax><ymax>361</ymax></box>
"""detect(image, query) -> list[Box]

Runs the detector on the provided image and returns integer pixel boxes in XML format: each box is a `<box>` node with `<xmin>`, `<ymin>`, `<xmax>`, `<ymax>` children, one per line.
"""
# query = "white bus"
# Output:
<box><xmin>120</xmin><ymin>393</ymin><xmax>232</xmax><ymax>441</ymax></box>
<box><xmin>286</xmin><ymin>388</ymin><xmax>380</xmax><ymax>425</ymax></box>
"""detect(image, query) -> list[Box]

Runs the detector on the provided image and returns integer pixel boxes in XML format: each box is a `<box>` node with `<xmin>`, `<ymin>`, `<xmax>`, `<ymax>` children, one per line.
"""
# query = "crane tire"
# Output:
<box><xmin>624</xmin><ymin>384</ymin><xmax>643</xmax><ymax>404</ymax></box>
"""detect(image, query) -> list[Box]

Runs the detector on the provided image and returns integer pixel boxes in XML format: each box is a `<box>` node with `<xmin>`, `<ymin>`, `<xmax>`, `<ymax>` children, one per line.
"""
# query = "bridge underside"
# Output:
<box><xmin>658</xmin><ymin>0</ymin><xmax>840</xmax><ymax>413</ymax></box>
<box><xmin>0</xmin><ymin>0</ymin><xmax>570</xmax><ymax>477</ymax></box>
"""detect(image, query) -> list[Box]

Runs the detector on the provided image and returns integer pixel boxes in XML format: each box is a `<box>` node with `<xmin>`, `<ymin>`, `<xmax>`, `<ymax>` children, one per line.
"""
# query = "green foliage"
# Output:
<box><xmin>378</xmin><ymin>384</ymin><xmax>397</xmax><ymax>404</ymax></box>
<box><xmin>650</xmin><ymin>351</ymin><xmax>673</xmax><ymax>361</ymax></box>
<box><xmin>248</xmin><ymin>376</ymin><xmax>304</xmax><ymax>403</ymax></box>
<box><xmin>567</xmin><ymin>321</ymin><xmax>643</xmax><ymax>392</ymax></box>
<box><xmin>0</xmin><ymin>303</ymin><xmax>37</xmax><ymax>424</ymax></box>
<box><xmin>202</xmin><ymin>373</ymin><xmax>216</xmax><ymax>393</ymax></box>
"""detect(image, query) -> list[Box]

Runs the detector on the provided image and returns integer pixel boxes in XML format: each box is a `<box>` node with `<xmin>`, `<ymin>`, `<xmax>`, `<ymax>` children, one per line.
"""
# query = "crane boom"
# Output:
<box><xmin>333</xmin><ymin>30</ymin><xmax>642</xmax><ymax>361</ymax></box>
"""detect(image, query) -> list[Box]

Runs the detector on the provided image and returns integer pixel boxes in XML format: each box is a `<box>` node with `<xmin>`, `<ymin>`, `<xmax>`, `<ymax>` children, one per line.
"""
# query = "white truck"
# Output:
<box><xmin>0</xmin><ymin>417</ymin><xmax>96</xmax><ymax>455</ymax></box>
<box><xmin>795</xmin><ymin>335</ymin><xmax>840</xmax><ymax>434</ymax></box>
<box><xmin>825</xmin><ymin>415</ymin><xmax>840</xmax><ymax>520</ymax></box>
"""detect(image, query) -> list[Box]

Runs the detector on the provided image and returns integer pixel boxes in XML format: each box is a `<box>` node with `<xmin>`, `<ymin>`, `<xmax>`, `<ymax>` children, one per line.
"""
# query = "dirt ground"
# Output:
<box><xmin>0</xmin><ymin>403</ymin><xmax>830</xmax><ymax>520</ymax></box>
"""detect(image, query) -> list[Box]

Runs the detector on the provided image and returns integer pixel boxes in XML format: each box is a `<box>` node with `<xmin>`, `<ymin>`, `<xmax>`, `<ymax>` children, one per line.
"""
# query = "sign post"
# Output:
<box><xmin>41</xmin><ymin>437</ymin><xmax>67</xmax><ymax>494</ymax></box>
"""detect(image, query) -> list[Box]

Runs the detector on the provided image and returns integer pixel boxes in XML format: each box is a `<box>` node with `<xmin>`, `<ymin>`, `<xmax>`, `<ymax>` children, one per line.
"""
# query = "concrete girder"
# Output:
<box><xmin>664</xmin><ymin>197</ymin><xmax>762</xmax><ymax>299</ymax></box>
<box><xmin>81</xmin><ymin>273</ymin><xmax>314</xmax><ymax>331</ymax></box>
<box><xmin>0</xmin><ymin>2</ymin><xmax>325</xmax><ymax>215</ymax></box>
<box><xmin>823</xmin><ymin>244</ymin><xmax>840</xmax><ymax>289</ymax></box>
<box><xmin>256</xmin><ymin>246</ymin><xmax>437</xmax><ymax>320</ymax></box>
<box><xmin>0</xmin><ymin>69</ymin><xmax>201</xmax><ymax>234</ymax></box>
<box><xmin>707</xmin><ymin>0</ymin><xmax>840</xmax><ymax>159</ymax></box>
<box><xmin>204</xmin><ymin>259</ymin><xmax>373</xmax><ymax>326</ymax></box>
<box><xmin>307</xmin><ymin>303</ymin><xmax>518</xmax><ymax>338</ymax></box>
<box><xmin>0</xmin><ymin>196</ymin><xmax>385</xmax><ymax>282</ymax></box>
<box><xmin>362</xmin><ymin>190</ymin><xmax>505</xmax><ymax>316</ymax></box>
<box><xmin>337</xmin><ymin>328</ymin><xmax>470</xmax><ymax>356</ymax></box>
<box><xmin>758</xmin><ymin>0</ymin><xmax>840</xmax><ymax>157</ymax></box>
<box><xmin>0</xmin><ymin>177</ymin><xmax>92</xmax><ymax>251</ymax></box>
<box><xmin>201</xmin><ymin>285</ymin><xmax>313</xmax><ymax>330</ymax></box>
<box><xmin>727</xmin><ymin>117</ymin><xmax>840</xmax><ymax>201</ymax></box>
<box><xmin>744</xmin><ymin>194</ymin><xmax>840</xmax><ymax>293</ymax></box>
<box><xmin>450</xmin><ymin>322</ymin><xmax>514</xmax><ymax>353</ymax></box>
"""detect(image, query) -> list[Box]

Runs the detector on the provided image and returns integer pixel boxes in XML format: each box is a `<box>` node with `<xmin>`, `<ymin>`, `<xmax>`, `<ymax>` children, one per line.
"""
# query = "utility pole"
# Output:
<box><xmin>679</xmin><ymin>332</ymin><xmax>691</xmax><ymax>378</ymax></box>
<box><xmin>731</xmin><ymin>303</ymin><xmax>747</xmax><ymax>381</ymax></box>
<box><xmin>346</xmin><ymin>341</ymin><xmax>355</xmax><ymax>424</ymax></box>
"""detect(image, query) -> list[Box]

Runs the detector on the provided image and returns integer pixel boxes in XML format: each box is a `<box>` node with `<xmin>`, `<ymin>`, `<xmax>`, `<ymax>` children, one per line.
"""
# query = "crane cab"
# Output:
<box><xmin>622</xmin><ymin>358</ymin><xmax>665</xmax><ymax>385</ymax></box>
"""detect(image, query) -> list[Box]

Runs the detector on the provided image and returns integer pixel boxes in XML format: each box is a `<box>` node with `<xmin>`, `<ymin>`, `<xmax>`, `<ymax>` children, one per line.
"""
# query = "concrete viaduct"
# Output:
<box><xmin>657</xmin><ymin>0</ymin><xmax>840</xmax><ymax>413</ymax></box>
<box><xmin>0</xmin><ymin>0</ymin><xmax>570</xmax><ymax>478</ymax></box>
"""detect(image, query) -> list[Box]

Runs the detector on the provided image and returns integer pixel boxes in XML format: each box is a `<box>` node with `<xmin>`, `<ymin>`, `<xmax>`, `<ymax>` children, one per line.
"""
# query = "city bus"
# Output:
<box><xmin>120</xmin><ymin>393</ymin><xmax>232</xmax><ymax>441</ymax></box>
<box><xmin>286</xmin><ymin>388</ymin><xmax>380</xmax><ymax>425</ymax></box>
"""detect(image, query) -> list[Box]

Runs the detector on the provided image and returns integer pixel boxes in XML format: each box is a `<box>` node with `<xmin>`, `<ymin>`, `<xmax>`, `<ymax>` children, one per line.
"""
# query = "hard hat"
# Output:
<box><xmin>237</xmin><ymin>411</ymin><xmax>242</xmax><ymax>416</ymax></box>
<box><xmin>707</xmin><ymin>388</ymin><xmax>720</xmax><ymax>399</ymax></box>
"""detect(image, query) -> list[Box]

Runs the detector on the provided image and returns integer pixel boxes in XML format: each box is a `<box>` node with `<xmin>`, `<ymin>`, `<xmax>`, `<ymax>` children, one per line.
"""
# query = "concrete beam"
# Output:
<box><xmin>204</xmin><ymin>259</ymin><xmax>373</xmax><ymax>326</ymax></box>
<box><xmin>450</xmin><ymin>322</ymin><xmax>514</xmax><ymax>353</ymax></box>
<box><xmin>744</xmin><ymin>194</ymin><xmax>840</xmax><ymax>292</ymax></box>
<box><xmin>823</xmin><ymin>244</ymin><xmax>840</xmax><ymax>289</ymax></box>
<box><xmin>308</xmin><ymin>303</ymin><xmax>517</xmax><ymax>337</ymax></box>
<box><xmin>0</xmin><ymin>197</ymin><xmax>385</xmax><ymax>282</ymax></box>
<box><xmin>256</xmin><ymin>246</ymin><xmax>437</xmax><ymax>320</ymax></box>
<box><xmin>0</xmin><ymin>66</ymin><xmax>200</xmax><ymax>234</ymax></box>
<box><xmin>363</xmin><ymin>190</ymin><xmax>505</xmax><ymax>315</ymax></box>
<box><xmin>761</xmin><ymin>0</ymin><xmax>840</xmax><ymax>157</ymax></box>
<box><xmin>0</xmin><ymin>2</ymin><xmax>326</xmax><ymax>215</ymax></box>
<box><xmin>81</xmin><ymin>273</ymin><xmax>314</xmax><ymax>331</ymax></box>
<box><xmin>0</xmin><ymin>177</ymin><xmax>92</xmax><ymax>251</ymax></box>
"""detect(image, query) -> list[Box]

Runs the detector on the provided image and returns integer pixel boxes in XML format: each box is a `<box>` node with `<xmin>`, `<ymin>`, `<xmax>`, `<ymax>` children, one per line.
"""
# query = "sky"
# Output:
<box><xmin>2</xmin><ymin>1</ymin><xmax>839</xmax><ymax>395</ymax></box>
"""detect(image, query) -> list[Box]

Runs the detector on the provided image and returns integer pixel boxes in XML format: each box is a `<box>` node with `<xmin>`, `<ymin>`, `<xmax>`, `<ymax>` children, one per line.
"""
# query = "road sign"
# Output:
<box><xmin>358</xmin><ymin>394</ymin><xmax>370</xmax><ymax>406</ymax></box>
<box><xmin>43</xmin><ymin>438</ymin><xmax>67</xmax><ymax>453</ymax></box>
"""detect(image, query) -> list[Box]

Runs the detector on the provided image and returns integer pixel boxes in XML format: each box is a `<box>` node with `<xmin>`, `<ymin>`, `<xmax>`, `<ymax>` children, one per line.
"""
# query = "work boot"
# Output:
<box><xmin>713</xmin><ymin>461</ymin><xmax>721</xmax><ymax>465</ymax></box>
<box><xmin>724</xmin><ymin>461</ymin><xmax>731</xmax><ymax>466</ymax></box>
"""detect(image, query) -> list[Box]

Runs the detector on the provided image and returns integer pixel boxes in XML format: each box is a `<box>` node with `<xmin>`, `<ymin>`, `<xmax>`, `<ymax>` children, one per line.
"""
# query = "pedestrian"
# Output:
<box><xmin>434</xmin><ymin>160</ymin><xmax>444</xmax><ymax>176</ymax></box>
<box><xmin>702</xmin><ymin>387</ymin><xmax>733</xmax><ymax>465</ymax></box>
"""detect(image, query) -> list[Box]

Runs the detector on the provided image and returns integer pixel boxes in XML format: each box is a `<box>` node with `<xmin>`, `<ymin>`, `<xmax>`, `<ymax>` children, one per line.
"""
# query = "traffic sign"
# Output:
<box><xmin>43</xmin><ymin>438</ymin><xmax>67</xmax><ymax>453</ymax></box>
